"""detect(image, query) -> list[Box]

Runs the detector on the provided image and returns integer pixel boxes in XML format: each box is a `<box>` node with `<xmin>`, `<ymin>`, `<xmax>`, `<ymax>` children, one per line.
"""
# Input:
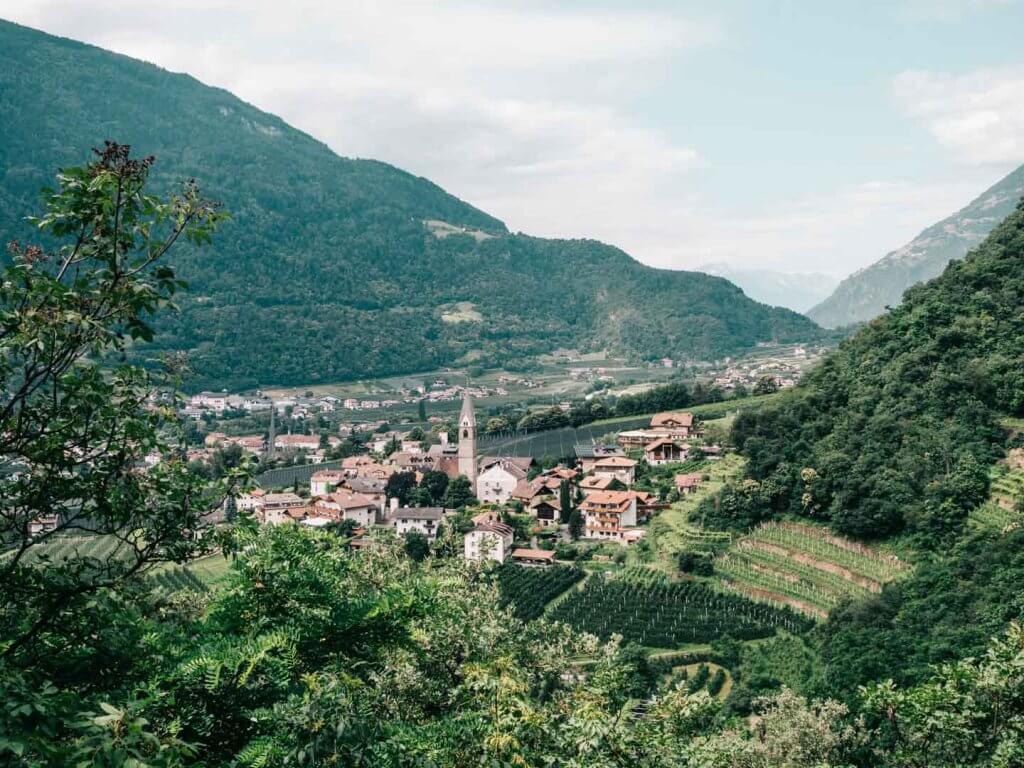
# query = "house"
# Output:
<box><xmin>511</xmin><ymin>548</ymin><xmax>556</xmax><ymax>567</ymax></box>
<box><xmin>699</xmin><ymin>445</ymin><xmax>724</xmax><ymax>461</ymax></box>
<box><xmin>592</xmin><ymin>456</ymin><xmax>638</xmax><ymax>486</ymax></box>
<box><xmin>313</xmin><ymin>491</ymin><xmax>379</xmax><ymax>528</ymax></box>
<box><xmin>510</xmin><ymin>476</ymin><xmax>561</xmax><ymax>505</ymax></box>
<box><xmin>388</xmin><ymin>451</ymin><xmax>433</xmax><ymax>472</ymax></box>
<box><xmin>528</xmin><ymin>497</ymin><xmax>561</xmax><ymax>528</ymax></box>
<box><xmin>579</xmin><ymin>490</ymin><xmax>637</xmax><ymax>541</ymax></box>
<box><xmin>28</xmin><ymin>514</ymin><xmax>59</xmax><ymax>537</ymax></box>
<box><xmin>579</xmin><ymin>475</ymin><xmax>624</xmax><ymax>495</ymax></box>
<box><xmin>615</xmin><ymin>429</ymin><xmax>664</xmax><ymax>449</ymax></box>
<box><xmin>674</xmin><ymin>472</ymin><xmax>703</xmax><ymax>495</ymax></box>
<box><xmin>543</xmin><ymin>466</ymin><xmax>579</xmax><ymax>484</ymax></box>
<box><xmin>464</xmin><ymin>521</ymin><xmax>514</xmax><ymax>562</ymax></box>
<box><xmin>342</xmin><ymin>477</ymin><xmax>388</xmax><ymax>510</ymax></box>
<box><xmin>632</xmin><ymin>491</ymin><xmax>664</xmax><ymax>523</ymax></box>
<box><xmin>310</xmin><ymin>469</ymin><xmax>346</xmax><ymax>497</ymax></box>
<box><xmin>389</xmin><ymin>506</ymin><xmax>445</xmax><ymax>540</ymax></box>
<box><xmin>256</xmin><ymin>492</ymin><xmax>308</xmax><ymax>525</ymax></box>
<box><xmin>650</xmin><ymin>411</ymin><xmax>696</xmax><ymax>437</ymax></box>
<box><xmin>477</xmin><ymin>458</ymin><xmax>530</xmax><ymax>504</ymax></box>
<box><xmin>644</xmin><ymin>438</ymin><xmax>688</xmax><ymax>465</ymax></box>
<box><xmin>274</xmin><ymin>434</ymin><xmax>321</xmax><ymax>452</ymax></box>
<box><xmin>575</xmin><ymin>443</ymin><xmax>626</xmax><ymax>474</ymax></box>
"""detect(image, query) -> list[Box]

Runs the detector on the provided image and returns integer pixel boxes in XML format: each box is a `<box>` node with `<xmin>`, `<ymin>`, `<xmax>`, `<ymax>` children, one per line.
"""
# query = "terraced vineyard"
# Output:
<box><xmin>9</xmin><ymin>534</ymin><xmax>131</xmax><ymax>565</ymax></box>
<box><xmin>547</xmin><ymin>568</ymin><xmax>811</xmax><ymax>647</ymax></box>
<box><xmin>715</xmin><ymin>522</ymin><xmax>909</xmax><ymax>619</ymax></box>
<box><xmin>638</xmin><ymin>455</ymin><xmax>740</xmax><ymax>572</ymax></box>
<box><xmin>492</xmin><ymin>563</ymin><xmax>585</xmax><ymax>621</ymax></box>
<box><xmin>149</xmin><ymin>566</ymin><xmax>209</xmax><ymax>595</ymax></box>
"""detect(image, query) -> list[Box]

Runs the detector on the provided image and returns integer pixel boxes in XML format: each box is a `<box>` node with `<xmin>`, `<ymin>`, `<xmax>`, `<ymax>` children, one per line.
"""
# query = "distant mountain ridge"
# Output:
<box><xmin>0</xmin><ymin>19</ymin><xmax>821</xmax><ymax>390</ymax></box>
<box><xmin>698</xmin><ymin>264</ymin><xmax>839</xmax><ymax>313</ymax></box>
<box><xmin>808</xmin><ymin>164</ymin><xmax>1024</xmax><ymax>328</ymax></box>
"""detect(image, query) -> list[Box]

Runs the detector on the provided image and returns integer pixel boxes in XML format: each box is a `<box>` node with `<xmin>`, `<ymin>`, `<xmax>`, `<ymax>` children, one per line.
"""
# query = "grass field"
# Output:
<box><xmin>714</xmin><ymin>521</ymin><xmax>910</xmax><ymax>619</ymax></box>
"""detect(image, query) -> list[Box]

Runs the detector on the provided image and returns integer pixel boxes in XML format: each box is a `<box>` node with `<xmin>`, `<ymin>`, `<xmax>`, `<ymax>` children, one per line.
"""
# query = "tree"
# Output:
<box><xmin>403</xmin><ymin>532</ymin><xmax>431</xmax><ymax>562</ymax></box>
<box><xmin>385</xmin><ymin>471</ymin><xmax>417</xmax><ymax>506</ymax></box>
<box><xmin>559</xmin><ymin>480</ymin><xmax>572</xmax><ymax>523</ymax></box>
<box><xmin>417</xmin><ymin>398</ymin><xmax>427</xmax><ymax>422</ymax></box>
<box><xmin>568</xmin><ymin>509</ymin><xmax>584</xmax><ymax>540</ymax></box>
<box><xmin>419</xmin><ymin>469</ymin><xmax>449</xmax><ymax>504</ymax></box>
<box><xmin>443</xmin><ymin>475</ymin><xmax>477</xmax><ymax>509</ymax></box>
<box><xmin>753</xmin><ymin>375</ymin><xmax>779</xmax><ymax>396</ymax></box>
<box><xmin>0</xmin><ymin>143</ymin><xmax>232</xmax><ymax>661</ymax></box>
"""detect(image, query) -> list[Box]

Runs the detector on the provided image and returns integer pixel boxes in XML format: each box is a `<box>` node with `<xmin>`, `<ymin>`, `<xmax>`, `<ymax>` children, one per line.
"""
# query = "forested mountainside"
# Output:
<box><xmin>808</xmin><ymin>163</ymin><xmax>1024</xmax><ymax>328</ymax></box>
<box><xmin>734</xmin><ymin>198</ymin><xmax>1024</xmax><ymax>540</ymax></box>
<box><xmin>0</xmin><ymin>20</ymin><xmax>819</xmax><ymax>390</ymax></box>
<box><xmin>722</xmin><ymin>199</ymin><xmax>1024</xmax><ymax>698</ymax></box>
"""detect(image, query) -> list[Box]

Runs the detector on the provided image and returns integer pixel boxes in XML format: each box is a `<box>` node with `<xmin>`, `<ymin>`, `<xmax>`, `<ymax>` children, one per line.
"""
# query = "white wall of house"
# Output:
<box><xmin>477</xmin><ymin>465</ymin><xmax>521</xmax><ymax>504</ymax></box>
<box><xmin>464</xmin><ymin>529</ymin><xmax>512</xmax><ymax>562</ymax></box>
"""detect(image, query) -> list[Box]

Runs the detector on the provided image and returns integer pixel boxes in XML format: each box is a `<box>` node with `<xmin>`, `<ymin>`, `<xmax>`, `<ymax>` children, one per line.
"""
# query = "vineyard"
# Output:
<box><xmin>493</xmin><ymin>563</ymin><xmax>585</xmax><ymax>621</ymax></box>
<box><xmin>9</xmin><ymin>534</ymin><xmax>130</xmax><ymax>565</ymax></box>
<box><xmin>715</xmin><ymin>522</ymin><xmax>909</xmax><ymax>619</ymax></box>
<box><xmin>148</xmin><ymin>566</ymin><xmax>209</xmax><ymax>594</ymax></box>
<box><xmin>638</xmin><ymin>455</ymin><xmax>740</xmax><ymax>572</ymax></box>
<box><xmin>546</xmin><ymin>568</ymin><xmax>811</xmax><ymax>647</ymax></box>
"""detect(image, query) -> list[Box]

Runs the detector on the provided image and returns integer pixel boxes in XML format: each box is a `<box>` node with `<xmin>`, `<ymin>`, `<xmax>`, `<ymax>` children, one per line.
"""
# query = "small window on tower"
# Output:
<box><xmin>462</xmin><ymin>429</ymin><xmax>468</xmax><ymax>438</ymax></box>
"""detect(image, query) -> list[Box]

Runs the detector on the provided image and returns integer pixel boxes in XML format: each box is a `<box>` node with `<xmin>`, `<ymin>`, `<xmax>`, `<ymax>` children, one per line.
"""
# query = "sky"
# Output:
<box><xmin>5</xmin><ymin>0</ymin><xmax>1024</xmax><ymax>277</ymax></box>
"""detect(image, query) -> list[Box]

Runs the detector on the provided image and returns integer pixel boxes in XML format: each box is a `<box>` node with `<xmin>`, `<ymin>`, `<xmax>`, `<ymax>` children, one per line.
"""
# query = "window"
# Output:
<box><xmin>462</xmin><ymin>429</ymin><xmax>469</xmax><ymax>438</ymax></box>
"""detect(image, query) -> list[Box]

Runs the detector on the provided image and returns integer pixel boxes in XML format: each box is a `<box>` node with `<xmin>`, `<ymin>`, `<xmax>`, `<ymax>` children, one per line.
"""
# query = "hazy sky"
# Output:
<box><xmin>6</xmin><ymin>1</ymin><xmax>1024</xmax><ymax>276</ymax></box>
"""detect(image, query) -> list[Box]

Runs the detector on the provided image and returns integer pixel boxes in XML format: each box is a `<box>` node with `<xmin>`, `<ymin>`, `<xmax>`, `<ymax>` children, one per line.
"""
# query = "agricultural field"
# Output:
<box><xmin>546</xmin><ymin>567</ymin><xmax>811</xmax><ymax>648</ymax></box>
<box><xmin>6</xmin><ymin>534</ymin><xmax>131</xmax><ymax>566</ymax></box>
<box><xmin>969</xmin><ymin>463</ymin><xmax>1024</xmax><ymax>532</ymax></box>
<box><xmin>633</xmin><ymin>454</ymin><xmax>743</xmax><ymax>572</ymax></box>
<box><xmin>715</xmin><ymin>522</ymin><xmax>910</xmax><ymax>619</ymax></box>
<box><xmin>492</xmin><ymin>563</ymin><xmax>585</xmax><ymax>621</ymax></box>
<box><xmin>148</xmin><ymin>566</ymin><xmax>209</xmax><ymax>595</ymax></box>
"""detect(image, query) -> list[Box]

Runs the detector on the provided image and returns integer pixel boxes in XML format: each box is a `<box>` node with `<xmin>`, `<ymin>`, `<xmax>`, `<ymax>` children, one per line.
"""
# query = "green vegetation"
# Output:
<box><xmin>547</xmin><ymin>569</ymin><xmax>812</xmax><ymax>647</ymax></box>
<box><xmin>0</xmin><ymin>19</ymin><xmax>821</xmax><ymax>391</ymax></box>
<box><xmin>492</xmin><ymin>563</ymin><xmax>584</xmax><ymax>621</ymax></box>
<box><xmin>732</xmin><ymin>200</ymin><xmax>1024</xmax><ymax>542</ymax></box>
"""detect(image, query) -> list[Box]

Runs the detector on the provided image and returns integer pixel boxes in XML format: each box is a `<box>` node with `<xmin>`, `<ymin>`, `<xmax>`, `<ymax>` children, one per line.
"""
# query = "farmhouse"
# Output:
<box><xmin>464</xmin><ymin>521</ymin><xmax>514</xmax><ymax>562</ymax></box>
<box><xmin>579</xmin><ymin>475</ymin><xmax>624</xmax><ymax>495</ymax></box>
<box><xmin>528</xmin><ymin>497</ymin><xmax>561</xmax><ymax>527</ymax></box>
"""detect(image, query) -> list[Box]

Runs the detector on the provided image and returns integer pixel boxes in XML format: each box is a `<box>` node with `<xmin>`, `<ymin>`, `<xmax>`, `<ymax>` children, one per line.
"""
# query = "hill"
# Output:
<box><xmin>732</xmin><ymin>197</ymin><xmax>1024</xmax><ymax>540</ymax></box>
<box><xmin>0</xmin><ymin>19</ymin><xmax>821</xmax><ymax>390</ymax></box>
<box><xmin>807</xmin><ymin>164</ymin><xmax>1024</xmax><ymax>328</ymax></box>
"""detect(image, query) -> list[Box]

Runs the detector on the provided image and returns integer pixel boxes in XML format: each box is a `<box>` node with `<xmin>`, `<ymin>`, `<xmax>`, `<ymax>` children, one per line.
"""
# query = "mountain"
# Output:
<box><xmin>698</xmin><ymin>263</ymin><xmax>839</xmax><ymax>313</ymax></box>
<box><xmin>0</xmin><ymin>20</ymin><xmax>821</xmax><ymax>390</ymax></box>
<box><xmin>808</xmin><ymin>164</ymin><xmax>1024</xmax><ymax>328</ymax></box>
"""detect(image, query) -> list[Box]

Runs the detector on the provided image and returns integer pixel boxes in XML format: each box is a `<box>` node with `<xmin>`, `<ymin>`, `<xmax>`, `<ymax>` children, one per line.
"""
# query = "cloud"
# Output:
<box><xmin>4</xmin><ymin>0</ymin><xmax>711</xmax><ymax>253</ymax></box>
<box><xmin>893</xmin><ymin>67</ymin><xmax>1024</xmax><ymax>165</ymax></box>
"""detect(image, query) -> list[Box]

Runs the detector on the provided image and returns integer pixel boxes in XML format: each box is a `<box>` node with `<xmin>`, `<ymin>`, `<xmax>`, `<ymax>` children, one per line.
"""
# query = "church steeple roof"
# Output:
<box><xmin>460</xmin><ymin>392</ymin><xmax>475</xmax><ymax>427</ymax></box>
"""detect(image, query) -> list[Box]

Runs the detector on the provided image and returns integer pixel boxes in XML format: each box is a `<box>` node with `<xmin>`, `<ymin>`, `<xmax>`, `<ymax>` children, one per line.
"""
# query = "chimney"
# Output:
<box><xmin>389</xmin><ymin>497</ymin><xmax>399</xmax><ymax>513</ymax></box>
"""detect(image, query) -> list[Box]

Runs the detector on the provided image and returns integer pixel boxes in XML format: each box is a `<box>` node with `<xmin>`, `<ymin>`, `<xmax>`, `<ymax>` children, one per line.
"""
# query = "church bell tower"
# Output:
<box><xmin>457</xmin><ymin>393</ymin><xmax>478</xmax><ymax>493</ymax></box>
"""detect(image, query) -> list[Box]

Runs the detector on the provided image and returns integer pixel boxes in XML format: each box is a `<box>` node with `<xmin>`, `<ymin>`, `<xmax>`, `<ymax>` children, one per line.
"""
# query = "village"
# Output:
<box><xmin>220</xmin><ymin>394</ymin><xmax>722</xmax><ymax>567</ymax></box>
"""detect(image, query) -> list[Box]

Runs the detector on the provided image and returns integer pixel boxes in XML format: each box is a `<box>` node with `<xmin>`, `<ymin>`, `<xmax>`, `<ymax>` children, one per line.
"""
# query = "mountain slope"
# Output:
<box><xmin>808</xmin><ymin>164</ymin><xmax>1024</xmax><ymax>328</ymax></box>
<box><xmin>699</xmin><ymin>264</ymin><xmax>839</xmax><ymax>313</ymax></box>
<box><xmin>0</xmin><ymin>19</ymin><xmax>821</xmax><ymax>389</ymax></box>
<box><xmin>733</xmin><ymin>197</ymin><xmax>1024</xmax><ymax>540</ymax></box>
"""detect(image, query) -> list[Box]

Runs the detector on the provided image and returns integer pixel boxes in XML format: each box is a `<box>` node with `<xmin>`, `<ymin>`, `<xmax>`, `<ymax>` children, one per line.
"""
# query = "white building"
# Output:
<box><xmin>310</xmin><ymin>469</ymin><xmax>346</xmax><ymax>497</ymax></box>
<box><xmin>476</xmin><ymin>459</ymin><xmax>529</xmax><ymax>504</ymax></box>
<box><xmin>464</xmin><ymin>521</ymin><xmax>514</xmax><ymax>563</ymax></box>
<box><xmin>390</xmin><ymin>507</ymin><xmax>445</xmax><ymax>540</ymax></box>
